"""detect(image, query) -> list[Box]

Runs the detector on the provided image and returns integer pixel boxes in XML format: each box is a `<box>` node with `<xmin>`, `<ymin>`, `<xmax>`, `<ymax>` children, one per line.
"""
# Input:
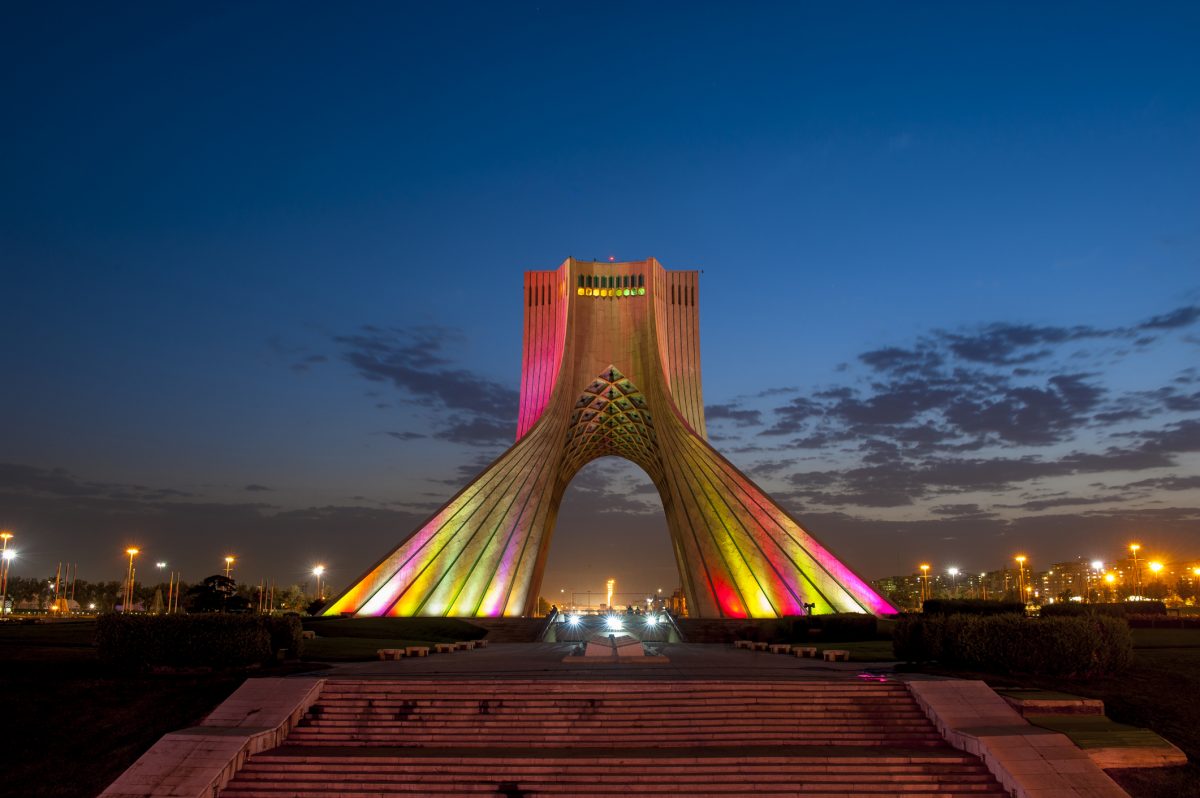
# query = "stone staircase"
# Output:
<box><xmin>219</xmin><ymin>679</ymin><xmax>1006</xmax><ymax>797</ymax></box>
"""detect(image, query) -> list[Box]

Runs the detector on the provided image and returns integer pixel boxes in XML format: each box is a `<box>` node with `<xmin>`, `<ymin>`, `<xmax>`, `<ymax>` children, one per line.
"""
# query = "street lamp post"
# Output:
<box><xmin>124</xmin><ymin>548</ymin><xmax>140</xmax><ymax>613</ymax></box>
<box><xmin>224</xmin><ymin>556</ymin><xmax>235</xmax><ymax>579</ymax></box>
<box><xmin>0</xmin><ymin>530</ymin><xmax>12</xmax><ymax>616</ymax></box>
<box><xmin>1089</xmin><ymin>561</ymin><xmax>1104</xmax><ymax>603</ymax></box>
<box><xmin>1015</xmin><ymin>555</ymin><xmax>1027</xmax><ymax>602</ymax></box>
<box><xmin>312</xmin><ymin>565</ymin><xmax>326</xmax><ymax>601</ymax></box>
<box><xmin>948</xmin><ymin>567</ymin><xmax>959</xmax><ymax>598</ymax></box>
<box><xmin>919</xmin><ymin>564</ymin><xmax>930</xmax><ymax>605</ymax></box>
<box><xmin>1148</xmin><ymin>561</ymin><xmax>1163</xmax><ymax>597</ymax></box>
<box><xmin>1129</xmin><ymin>543</ymin><xmax>1141</xmax><ymax>597</ymax></box>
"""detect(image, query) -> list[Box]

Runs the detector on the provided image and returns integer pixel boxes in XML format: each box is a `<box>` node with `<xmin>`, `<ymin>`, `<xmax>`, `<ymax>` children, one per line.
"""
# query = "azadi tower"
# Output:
<box><xmin>325</xmin><ymin>258</ymin><xmax>897</xmax><ymax>618</ymax></box>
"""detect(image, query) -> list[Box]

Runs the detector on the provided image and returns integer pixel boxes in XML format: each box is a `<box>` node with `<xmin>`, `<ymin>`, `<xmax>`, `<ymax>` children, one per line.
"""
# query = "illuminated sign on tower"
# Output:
<box><xmin>325</xmin><ymin>258</ymin><xmax>898</xmax><ymax>618</ymax></box>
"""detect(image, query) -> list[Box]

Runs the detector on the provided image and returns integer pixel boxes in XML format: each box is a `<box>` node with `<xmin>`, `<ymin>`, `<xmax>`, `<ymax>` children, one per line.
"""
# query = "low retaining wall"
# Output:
<box><xmin>100</xmin><ymin>677</ymin><xmax>324</xmax><ymax>798</ymax></box>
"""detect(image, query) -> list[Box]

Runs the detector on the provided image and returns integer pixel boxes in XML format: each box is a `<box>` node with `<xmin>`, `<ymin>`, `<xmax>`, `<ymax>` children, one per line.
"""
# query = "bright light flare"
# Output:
<box><xmin>604</xmin><ymin>615</ymin><xmax>623</xmax><ymax>631</ymax></box>
<box><xmin>2</xmin><ymin>549</ymin><xmax>14</xmax><ymax>562</ymax></box>
<box><xmin>1148</xmin><ymin>561</ymin><xmax>1163</xmax><ymax>574</ymax></box>
<box><xmin>947</xmin><ymin>567</ymin><xmax>959</xmax><ymax>577</ymax></box>
<box><xmin>566</xmin><ymin>614</ymin><xmax>581</xmax><ymax>625</ymax></box>
<box><xmin>644</xmin><ymin>614</ymin><xmax>659</xmax><ymax>626</ymax></box>
<box><xmin>313</xmin><ymin>565</ymin><xmax>326</xmax><ymax>576</ymax></box>
<box><xmin>1091</xmin><ymin>560</ymin><xmax>1103</xmax><ymax>571</ymax></box>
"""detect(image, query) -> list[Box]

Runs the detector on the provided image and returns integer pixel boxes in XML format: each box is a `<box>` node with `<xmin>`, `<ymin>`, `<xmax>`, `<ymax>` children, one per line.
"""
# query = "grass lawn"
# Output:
<box><xmin>0</xmin><ymin>616</ymin><xmax>499</xmax><ymax>795</ymax></box>
<box><xmin>300</xmin><ymin>616</ymin><xmax>489</xmax><ymax>661</ymax></box>
<box><xmin>0</xmin><ymin>620</ymin><xmax>248</xmax><ymax>798</ymax></box>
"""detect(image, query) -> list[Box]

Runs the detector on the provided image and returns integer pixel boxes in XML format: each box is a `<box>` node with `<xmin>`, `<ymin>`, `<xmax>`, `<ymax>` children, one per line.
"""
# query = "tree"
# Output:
<box><xmin>182</xmin><ymin>575</ymin><xmax>251</xmax><ymax>613</ymax></box>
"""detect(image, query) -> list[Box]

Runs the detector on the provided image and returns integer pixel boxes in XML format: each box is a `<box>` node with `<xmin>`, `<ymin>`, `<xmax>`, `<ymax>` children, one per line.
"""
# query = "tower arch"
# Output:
<box><xmin>324</xmin><ymin>258</ymin><xmax>897</xmax><ymax>618</ymax></box>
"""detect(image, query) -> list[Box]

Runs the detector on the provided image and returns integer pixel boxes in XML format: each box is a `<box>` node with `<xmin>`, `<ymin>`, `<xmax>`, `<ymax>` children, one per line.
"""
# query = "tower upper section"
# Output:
<box><xmin>516</xmin><ymin>257</ymin><xmax>706</xmax><ymax>442</ymax></box>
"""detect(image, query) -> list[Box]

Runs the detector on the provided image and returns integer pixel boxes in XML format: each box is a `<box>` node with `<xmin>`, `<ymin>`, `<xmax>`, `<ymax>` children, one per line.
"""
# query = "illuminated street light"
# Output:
<box><xmin>1129</xmin><ymin>543</ymin><xmax>1142</xmax><ymax>595</ymax></box>
<box><xmin>1015</xmin><ymin>555</ymin><xmax>1027</xmax><ymax>601</ymax></box>
<box><xmin>948</xmin><ymin>567</ymin><xmax>959</xmax><ymax>596</ymax></box>
<box><xmin>605</xmin><ymin>615</ymin><xmax>623</xmax><ymax>631</ymax></box>
<box><xmin>919</xmin><ymin>564</ymin><xmax>930</xmax><ymax>604</ymax></box>
<box><xmin>0</xmin><ymin>530</ymin><xmax>12</xmax><ymax>616</ymax></box>
<box><xmin>312</xmin><ymin>565</ymin><xmax>326</xmax><ymax>600</ymax></box>
<box><xmin>1091</xmin><ymin>560</ymin><xmax>1103</xmax><ymax>571</ymax></box>
<box><xmin>124</xmin><ymin>548</ymin><xmax>140</xmax><ymax>613</ymax></box>
<box><xmin>224</xmin><ymin>556</ymin><xmax>235</xmax><ymax>578</ymax></box>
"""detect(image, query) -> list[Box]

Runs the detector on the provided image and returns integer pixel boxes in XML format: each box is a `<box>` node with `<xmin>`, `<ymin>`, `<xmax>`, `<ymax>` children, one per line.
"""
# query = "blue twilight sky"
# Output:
<box><xmin>2</xmin><ymin>2</ymin><xmax>1198</xmax><ymax>599</ymax></box>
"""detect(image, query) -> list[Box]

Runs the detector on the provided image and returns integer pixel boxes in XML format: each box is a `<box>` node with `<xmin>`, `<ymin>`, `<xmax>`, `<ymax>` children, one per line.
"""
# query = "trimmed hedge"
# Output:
<box><xmin>96</xmin><ymin>614</ymin><xmax>302</xmax><ymax>669</ymax></box>
<box><xmin>731</xmin><ymin>614</ymin><xmax>879</xmax><ymax>643</ymax></box>
<box><xmin>893</xmin><ymin>613</ymin><xmax>1132</xmax><ymax>676</ymax></box>
<box><xmin>792</xmin><ymin>613</ymin><xmax>878</xmax><ymax>641</ymax></box>
<box><xmin>265</xmin><ymin>614</ymin><xmax>304</xmax><ymax>656</ymax></box>
<box><xmin>922</xmin><ymin>599</ymin><xmax>1025</xmax><ymax>616</ymax></box>
<box><xmin>1040</xmin><ymin>601</ymin><xmax>1167</xmax><ymax>618</ymax></box>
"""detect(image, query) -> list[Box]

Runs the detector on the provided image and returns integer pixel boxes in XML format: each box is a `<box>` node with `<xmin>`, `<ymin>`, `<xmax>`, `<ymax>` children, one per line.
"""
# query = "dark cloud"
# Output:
<box><xmin>760</xmin><ymin>397</ymin><xmax>824</xmax><ymax>436</ymax></box>
<box><xmin>705</xmin><ymin>403</ymin><xmax>763</xmax><ymax>427</ymax></box>
<box><xmin>243</xmin><ymin>484</ymin><xmax>272</xmax><ymax>492</ymax></box>
<box><xmin>998</xmin><ymin>495</ymin><xmax>1126</xmax><ymax>512</ymax></box>
<box><xmin>783</xmin><ymin>438</ymin><xmax>1181</xmax><ymax>508</ymax></box>
<box><xmin>742</xmin><ymin>459</ymin><xmax>797</xmax><ymax>478</ymax></box>
<box><xmin>929</xmin><ymin>503</ymin><xmax>997</xmax><ymax>518</ymax></box>
<box><xmin>1119</xmin><ymin>475</ymin><xmax>1200</xmax><ymax>491</ymax></box>
<box><xmin>290</xmin><ymin>353</ymin><xmax>329</xmax><ymax>373</ymax></box>
<box><xmin>336</xmin><ymin>326</ymin><xmax>518</xmax><ymax>422</ymax></box>
<box><xmin>433</xmin><ymin>417</ymin><xmax>514</xmax><ymax>446</ymax></box>
<box><xmin>383</xmin><ymin>431</ymin><xmax>426</xmax><ymax>441</ymax></box>
<box><xmin>0</xmin><ymin>463</ymin><xmax>194</xmax><ymax>501</ymax></box>
<box><xmin>1137</xmin><ymin>306</ymin><xmax>1200</xmax><ymax>331</ymax></box>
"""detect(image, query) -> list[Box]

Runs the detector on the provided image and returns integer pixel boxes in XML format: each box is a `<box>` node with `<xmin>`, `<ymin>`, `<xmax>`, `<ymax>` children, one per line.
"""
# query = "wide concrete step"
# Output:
<box><xmin>281</xmin><ymin>737</ymin><xmax>947</xmax><ymax>748</ymax></box>
<box><xmin>221</xmin><ymin>787</ymin><xmax>1004</xmax><ymax>797</ymax></box>
<box><xmin>242</xmin><ymin>761</ymin><xmax>990</xmax><ymax>775</ymax></box>
<box><xmin>317</xmin><ymin>688</ymin><xmax>911</xmax><ymax>697</ymax></box>
<box><xmin>250</xmin><ymin>751</ymin><xmax>985</xmax><ymax>766</ymax></box>
<box><xmin>317</xmin><ymin>684</ymin><xmax>910</xmax><ymax>697</ymax></box>
<box><xmin>315</xmin><ymin>696</ymin><xmax>915</xmax><ymax>707</ymax></box>
<box><xmin>235</xmin><ymin>768</ymin><xmax>996</xmax><ymax>785</ymax></box>
<box><xmin>300</xmin><ymin>719</ymin><xmax>933</xmax><ymax>729</ymax></box>
<box><xmin>223</xmin><ymin>787</ymin><xmax>1003</xmax><ymax>792</ymax></box>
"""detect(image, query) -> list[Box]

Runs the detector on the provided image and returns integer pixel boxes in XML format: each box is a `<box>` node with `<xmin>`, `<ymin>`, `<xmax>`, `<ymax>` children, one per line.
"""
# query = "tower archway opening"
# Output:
<box><xmin>540</xmin><ymin>457</ymin><xmax>675</xmax><ymax>614</ymax></box>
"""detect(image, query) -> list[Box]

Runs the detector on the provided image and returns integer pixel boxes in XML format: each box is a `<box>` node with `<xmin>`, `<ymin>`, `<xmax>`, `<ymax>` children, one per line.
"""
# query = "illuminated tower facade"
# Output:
<box><xmin>325</xmin><ymin>258</ymin><xmax>897</xmax><ymax>618</ymax></box>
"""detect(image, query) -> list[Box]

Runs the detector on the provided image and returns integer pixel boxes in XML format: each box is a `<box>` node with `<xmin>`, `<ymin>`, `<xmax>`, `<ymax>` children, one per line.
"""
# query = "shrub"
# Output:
<box><xmin>792</xmin><ymin>613</ymin><xmax>878</xmax><ymax>641</ymax></box>
<box><xmin>96</xmin><ymin>614</ymin><xmax>298</xmax><ymax>669</ymax></box>
<box><xmin>264</xmin><ymin>614</ymin><xmax>304</xmax><ymax>658</ymax></box>
<box><xmin>1040</xmin><ymin>601</ymin><xmax>1167</xmax><ymax>618</ymax></box>
<box><xmin>922</xmin><ymin>599</ymin><xmax>1025</xmax><ymax>616</ymax></box>
<box><xmin>892</xmin><ymin>613</ymin><xmax>1131</xmax><ymax>676</ymax></box>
